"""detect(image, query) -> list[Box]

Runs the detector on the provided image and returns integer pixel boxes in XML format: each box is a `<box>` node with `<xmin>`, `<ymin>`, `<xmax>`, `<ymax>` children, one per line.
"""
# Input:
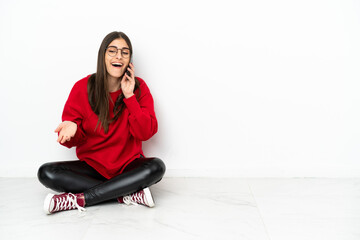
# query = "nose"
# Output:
<box><xmin>115</xmin><ymin>50</ymin><xmax>122</xmax><ymax>59</ymax></box>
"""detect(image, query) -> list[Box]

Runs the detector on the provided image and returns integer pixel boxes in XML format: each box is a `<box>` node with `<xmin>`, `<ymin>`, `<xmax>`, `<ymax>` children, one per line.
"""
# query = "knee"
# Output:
<box><xmin>37</xmin><ymin>162</ymin><xmax>57</xmax><ymax>188</ymax></box>
<box><xmin>147</xmin><ymin>157</ymin><xmax>166</xmax><ymax>181</ymax></box>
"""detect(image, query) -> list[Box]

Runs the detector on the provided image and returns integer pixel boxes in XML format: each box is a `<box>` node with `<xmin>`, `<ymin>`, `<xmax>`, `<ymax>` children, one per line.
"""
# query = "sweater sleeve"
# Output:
<box><xmin>123</xmin><ymin>79</ymin><xmax>158</xmax><ymax>141</ymax></box>
<box><xmin>59</xmin><ymin>81</ymin><xmax>87</xmax><ymax>148</ymax></box>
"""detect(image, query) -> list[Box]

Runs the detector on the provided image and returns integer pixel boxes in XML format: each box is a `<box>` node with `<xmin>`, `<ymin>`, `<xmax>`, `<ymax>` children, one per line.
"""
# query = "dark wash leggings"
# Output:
<box><xmin>37</xmin><ymin>156</ymin><xmax>166</xmax><ymax>206</ymax></box>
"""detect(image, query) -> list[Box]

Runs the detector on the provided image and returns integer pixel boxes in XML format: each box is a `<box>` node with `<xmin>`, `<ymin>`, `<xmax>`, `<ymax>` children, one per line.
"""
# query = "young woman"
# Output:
<box><xmin>37</xmin><ymin>31</ymin><xmax>165</xmax><ymax>214</ymax></box>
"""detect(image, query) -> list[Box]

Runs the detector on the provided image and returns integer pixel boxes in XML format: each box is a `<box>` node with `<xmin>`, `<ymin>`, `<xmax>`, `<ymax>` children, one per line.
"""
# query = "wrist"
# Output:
<box><xmin>124</xmin><ymin>93</ymin><xmax>134</xmax><ymax>99</ymax></box>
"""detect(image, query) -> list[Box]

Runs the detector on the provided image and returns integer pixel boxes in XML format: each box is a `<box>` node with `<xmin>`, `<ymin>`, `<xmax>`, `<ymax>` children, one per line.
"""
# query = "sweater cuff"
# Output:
<box><xmin>123</xmin><ymin>94</ymin><xmax>142</xmax><ymax>116</ymax></box>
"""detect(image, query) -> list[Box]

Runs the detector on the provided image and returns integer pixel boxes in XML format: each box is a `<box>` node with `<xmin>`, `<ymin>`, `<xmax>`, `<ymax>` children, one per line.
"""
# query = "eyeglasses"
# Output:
<box><xmin>106</xmin><ymin>46</ymin><xmax>131</xmax><ymax>58</ymax></box>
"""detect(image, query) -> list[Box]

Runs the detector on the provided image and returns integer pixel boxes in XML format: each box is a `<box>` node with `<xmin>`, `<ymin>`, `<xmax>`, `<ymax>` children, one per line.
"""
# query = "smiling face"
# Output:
<box><xmin>105</xmin><ymin>38</ymin><xmax>131</xmax><ymax>81</ymax></box>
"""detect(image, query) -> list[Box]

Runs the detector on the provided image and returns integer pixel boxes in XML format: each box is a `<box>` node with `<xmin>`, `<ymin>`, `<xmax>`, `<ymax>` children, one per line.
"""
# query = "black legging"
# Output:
<box><xmin>37</xmin><ymin>156</ymin><xmax>166</xmax><ymax>206</ymax></box>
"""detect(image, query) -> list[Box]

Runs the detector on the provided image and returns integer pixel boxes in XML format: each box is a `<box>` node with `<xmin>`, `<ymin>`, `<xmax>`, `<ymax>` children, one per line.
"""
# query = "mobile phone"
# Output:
<box><xmin>126</xmin><ymin>55</ymin><xmax>133</xmax><ymax>77</ymax></box>
<box><xmin>126</xmin><ymin>68</ymin><xmax>131</xmax><ymax>77</ymax></box>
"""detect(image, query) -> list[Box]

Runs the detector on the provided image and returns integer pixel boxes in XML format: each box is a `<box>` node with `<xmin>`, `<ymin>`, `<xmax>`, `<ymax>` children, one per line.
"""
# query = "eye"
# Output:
<box><xmin>109</xmin><ymin>50</ymin><xmax>116</xmax><ymax>53</ymax></box>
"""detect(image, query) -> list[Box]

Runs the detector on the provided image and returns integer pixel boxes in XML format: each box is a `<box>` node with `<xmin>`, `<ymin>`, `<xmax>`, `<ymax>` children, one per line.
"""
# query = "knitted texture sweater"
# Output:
<box><xmin>59</xmin><ymin>74</ymin><xmax>158</xmax><ymax>179</ymax></box>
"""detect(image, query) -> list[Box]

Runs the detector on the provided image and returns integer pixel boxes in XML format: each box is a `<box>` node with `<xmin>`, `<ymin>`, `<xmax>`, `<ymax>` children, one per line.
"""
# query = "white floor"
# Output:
<box><xmin>0</xmin><ymin>177</ymin><xmax>359</xmax><ymax>240</ymax></box>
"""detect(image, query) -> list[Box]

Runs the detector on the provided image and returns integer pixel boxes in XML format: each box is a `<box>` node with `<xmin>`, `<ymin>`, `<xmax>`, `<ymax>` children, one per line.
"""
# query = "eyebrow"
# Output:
<box><xmin>108</xmin><ymin>45</ymin><xmax>130</xmax><ymax>50</ymax></box>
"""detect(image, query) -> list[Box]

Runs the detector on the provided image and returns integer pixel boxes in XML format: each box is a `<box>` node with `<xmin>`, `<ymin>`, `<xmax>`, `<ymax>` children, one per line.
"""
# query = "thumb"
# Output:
<box><xmin>54</xmin><ymin>123</ymin><xmax>63</xmax><ymax>133</ymax></box>
<box><xmin>121</xmin><ymin>73</ymin><xmax>127</xmax><ymax>83</ymax></box>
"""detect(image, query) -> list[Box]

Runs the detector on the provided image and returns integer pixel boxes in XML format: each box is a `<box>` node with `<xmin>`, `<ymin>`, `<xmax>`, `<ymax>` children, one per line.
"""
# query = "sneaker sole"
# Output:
<box><xmin>44</xmin><ymin>193</ymin><xmax>55</xmax><ymax>214</ymax></box>
<box><xmin>143</xmin><ymin>187</ymin><xmax>155</xmax><ymax>208</ymax></box>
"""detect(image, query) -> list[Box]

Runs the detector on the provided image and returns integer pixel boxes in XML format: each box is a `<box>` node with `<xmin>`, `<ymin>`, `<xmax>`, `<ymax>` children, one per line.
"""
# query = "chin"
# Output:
<box><xmin>109</xmin><ymin>72</ymin><xmax>123</xmax><ymax>78</ymax></box>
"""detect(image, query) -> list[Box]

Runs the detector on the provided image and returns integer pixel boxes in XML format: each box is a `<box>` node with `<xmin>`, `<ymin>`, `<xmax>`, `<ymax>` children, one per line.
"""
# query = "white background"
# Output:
<box><xmin>0</xmin><ymin>0</ymin><xmax>359</xmax><ymax>177</ymax></box>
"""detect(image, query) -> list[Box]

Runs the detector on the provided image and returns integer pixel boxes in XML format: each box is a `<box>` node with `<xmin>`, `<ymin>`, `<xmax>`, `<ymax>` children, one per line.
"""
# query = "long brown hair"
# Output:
<box><xmin>88</xmin><ymin>31</ymin><xmax>141</xmax><ymax>134</ymax></box>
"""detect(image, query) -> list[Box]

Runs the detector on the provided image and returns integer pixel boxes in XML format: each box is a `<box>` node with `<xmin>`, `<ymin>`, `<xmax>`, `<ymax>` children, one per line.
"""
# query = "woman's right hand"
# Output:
<box><xmin>55</xmin><ymin>121</ymin><xmax>77</xmax><ymax>144</ymax></box>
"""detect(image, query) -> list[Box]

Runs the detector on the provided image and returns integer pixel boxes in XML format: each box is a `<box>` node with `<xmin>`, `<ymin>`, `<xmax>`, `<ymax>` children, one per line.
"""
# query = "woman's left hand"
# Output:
<box><xmin>121</xmin><ymin>62</ymin><xmax>135</xmax><ymax>99</ymax></box>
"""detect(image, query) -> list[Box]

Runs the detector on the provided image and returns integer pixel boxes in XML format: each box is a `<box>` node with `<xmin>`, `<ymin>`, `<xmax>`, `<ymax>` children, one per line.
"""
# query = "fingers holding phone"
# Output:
<box><xmin>121</xmin><ymin>62</ymin><xmax>135</xmax><ymax>98</ymax></box>
<box><xmin>126</xmin><ymin>62</ymin><xmax>134</xmax><ymax>78</ymax></box>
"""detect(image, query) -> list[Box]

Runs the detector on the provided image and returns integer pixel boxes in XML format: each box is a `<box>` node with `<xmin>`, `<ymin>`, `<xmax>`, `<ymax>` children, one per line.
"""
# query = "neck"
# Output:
<box><xmin>107</xmin><ymin>75</ymin><xmax>121</xmax><ymax>92</ymax></box>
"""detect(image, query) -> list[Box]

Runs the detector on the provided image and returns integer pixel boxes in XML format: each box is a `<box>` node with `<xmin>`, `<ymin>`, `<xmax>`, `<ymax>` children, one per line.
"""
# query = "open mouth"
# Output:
<box><xmin>111</xmin><ymin>62</ymin><xmax>123</xmax><ymax>68</ymax></box>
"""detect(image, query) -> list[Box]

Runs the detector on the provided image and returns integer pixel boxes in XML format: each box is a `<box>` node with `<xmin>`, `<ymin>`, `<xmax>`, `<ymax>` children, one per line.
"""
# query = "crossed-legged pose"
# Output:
<box><xmin>37</xmin><ymin>31</ymin><xmax>165</xmax><ymax>214</ymax></box>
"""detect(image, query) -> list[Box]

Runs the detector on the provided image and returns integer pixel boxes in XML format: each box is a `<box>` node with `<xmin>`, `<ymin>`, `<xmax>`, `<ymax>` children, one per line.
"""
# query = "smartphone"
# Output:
<box><xmin>126</xmin><ymin>55</ymin><xmax>133</xmax><ymax>77</ymax></box>
<box><xmin>126</xmin><ymin>68</ymin><xmax>131</xmax><ymax>77</ymax></box>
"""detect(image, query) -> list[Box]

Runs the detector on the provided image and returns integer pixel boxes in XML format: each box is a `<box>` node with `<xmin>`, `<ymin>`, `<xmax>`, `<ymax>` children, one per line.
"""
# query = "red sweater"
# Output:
<box><xmin>59</xmin><ymin>74</ymin><xmax>158</xmax><ymax>179</ymax></box>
